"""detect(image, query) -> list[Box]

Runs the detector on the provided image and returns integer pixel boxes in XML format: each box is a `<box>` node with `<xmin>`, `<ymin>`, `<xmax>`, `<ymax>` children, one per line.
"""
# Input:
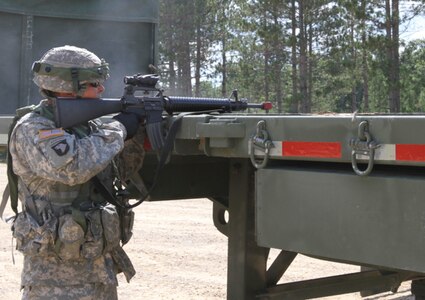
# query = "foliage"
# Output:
<box><xmin>400</xmin><ymin>39</ymin><xmax>425</xmax><ymax>111</ymax></box>
<box><xmin>157</xmin><ymin>0</ymin><xmax>425</xmax><ymax>113</ymax></box>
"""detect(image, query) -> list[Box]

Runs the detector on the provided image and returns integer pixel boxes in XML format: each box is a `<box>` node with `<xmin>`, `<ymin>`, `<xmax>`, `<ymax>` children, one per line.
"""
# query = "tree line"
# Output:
<box><xmin>157</xmin><ymin>0</ymin><xmax>425</xmax><ymax>113</ymax></box>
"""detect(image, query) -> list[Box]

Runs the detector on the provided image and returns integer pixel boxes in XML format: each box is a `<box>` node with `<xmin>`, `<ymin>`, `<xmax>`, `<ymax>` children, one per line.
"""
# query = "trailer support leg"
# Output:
<box><xmin>226</xmin><ymin>159</ymin><xmax>269</xmax><ymax>300</ymax></box>
<box><xmin>266</xmin><ymin>250</ymin><xmax>298</xmax><ymax>286</ymax></box>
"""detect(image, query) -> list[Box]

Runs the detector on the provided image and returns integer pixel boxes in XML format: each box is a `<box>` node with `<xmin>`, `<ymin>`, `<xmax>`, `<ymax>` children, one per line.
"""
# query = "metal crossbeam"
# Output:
<box><xmin>257</xmin><ymin>270</ymin><xmax>408</xmax><ymax>300</ymax></box>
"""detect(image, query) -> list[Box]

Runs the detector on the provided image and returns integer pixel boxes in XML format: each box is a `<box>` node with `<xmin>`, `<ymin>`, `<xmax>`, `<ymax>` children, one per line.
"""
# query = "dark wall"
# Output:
<box><xmin>0</xmin><ymin>1</ymin><xmax>158</xmax><ymax>114</ymax></box>
<box><xmin>0</xmin><ymin>12</ymin><xmax>23</xmax><ymax>114</ymax></box>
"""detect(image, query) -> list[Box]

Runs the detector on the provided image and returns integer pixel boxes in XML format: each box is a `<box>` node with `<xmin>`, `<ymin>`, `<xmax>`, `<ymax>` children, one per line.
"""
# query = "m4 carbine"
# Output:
<box><xmin>55</xmin><ymin>74</ymin><xmax>272</xmax><ymax>150</ymax></box>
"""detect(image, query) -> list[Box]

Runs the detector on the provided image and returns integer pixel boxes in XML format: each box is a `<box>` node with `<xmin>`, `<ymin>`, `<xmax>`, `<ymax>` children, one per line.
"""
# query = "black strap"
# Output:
<box><xmin>93</xmin><ymin>111</ymin><xmax>216</xmax><ymax>209</ymax></box>
<box><xmin>6</xmin><ymin>115</ymin><xmax>23</xmax><ymax>216</ymax></box>
<box><xmin>122</xmin><ymin>112</ymin><xmax>188</xmax><ymax>208</ymax></box>
<box><xmin>3</xmin><ymin>104</ymin><xmax>46</xmax><ymax>219</ymax></box>
<box><xmin>90</xmin><ymin>176</ymin><xmax>124</xmax><ymax>208</ymax></box>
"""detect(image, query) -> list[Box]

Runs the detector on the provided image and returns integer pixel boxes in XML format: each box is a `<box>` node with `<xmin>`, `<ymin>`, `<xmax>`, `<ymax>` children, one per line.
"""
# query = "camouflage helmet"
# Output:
<box><xmin>32</xmin><ymin>45</ymin><xmax>109</xmax><ymax>95</ymax></box>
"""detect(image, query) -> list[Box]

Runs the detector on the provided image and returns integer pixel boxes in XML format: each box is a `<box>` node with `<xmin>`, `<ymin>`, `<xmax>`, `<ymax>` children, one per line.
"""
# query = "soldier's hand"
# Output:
<box><xmin>113</xmin><ymin>112</ymin><xmax>141</xmax><ymax>140</ymax></box>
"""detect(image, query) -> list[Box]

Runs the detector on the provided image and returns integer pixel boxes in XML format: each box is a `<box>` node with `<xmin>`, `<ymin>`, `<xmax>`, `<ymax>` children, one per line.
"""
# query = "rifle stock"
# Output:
<box><xmin>55</xmin><ymin>98</ymin><xmax>124</xmax><ymax>128</ymax></box>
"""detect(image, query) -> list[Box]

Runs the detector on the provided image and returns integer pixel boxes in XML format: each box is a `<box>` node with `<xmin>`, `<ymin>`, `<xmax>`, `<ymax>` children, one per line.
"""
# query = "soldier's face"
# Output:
<box><xmin>82</xmin><ymin>82</ymin><xmax>105</xmax><ymax>99</ymax></box>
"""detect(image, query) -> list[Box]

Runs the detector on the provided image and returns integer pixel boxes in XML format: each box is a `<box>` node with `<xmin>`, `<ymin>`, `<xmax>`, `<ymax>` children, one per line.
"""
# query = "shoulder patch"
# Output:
<box><xmin>50</xmin><ymin>138</ymin><xmax>70</xmax><ymax>156</ymax></box>
<box><xmin>39</xmin><ymin>128</ymin><xmax>65</xmax><ymax>140</ymax></box>
<box><xmin>44</xmin><ymin>135</ymin><xmax>75</xmax><ymax>169</ymax></box>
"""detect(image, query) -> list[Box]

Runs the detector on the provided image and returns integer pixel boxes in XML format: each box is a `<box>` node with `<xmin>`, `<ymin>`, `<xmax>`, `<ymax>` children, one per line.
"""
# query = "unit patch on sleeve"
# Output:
<box><xmin>44</xmin><ymin>135</ymin><xmax>75</xmax><ymax>169</ymax></box>
<box><xmin>51</xmin><ymin>139</ymin><xmax>70</xmax><ymax>156</ymax></box>
<box><xmin>38</xmin><ymin>128</ymin><xmax>65</xmax><ymax>140</ymax></box>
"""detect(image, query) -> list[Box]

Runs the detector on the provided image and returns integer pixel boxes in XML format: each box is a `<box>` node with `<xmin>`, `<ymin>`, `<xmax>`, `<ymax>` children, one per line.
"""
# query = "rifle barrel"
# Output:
<box><xmin>164</xmin><ymin>96</ymin><xmax>264</xmax><ymax>113</ymax></box>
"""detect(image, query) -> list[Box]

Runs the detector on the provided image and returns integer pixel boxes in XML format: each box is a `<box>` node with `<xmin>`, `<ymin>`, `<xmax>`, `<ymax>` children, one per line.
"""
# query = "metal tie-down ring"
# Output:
<box><xmin>250</xmin><ymin>120</ymin><xmax>273</xmax><ymax>169</ymax></box>
<box><xmin>350</xmin><ymin>121</ymin><xmax>380</xmax><ymax>176</ymax></box>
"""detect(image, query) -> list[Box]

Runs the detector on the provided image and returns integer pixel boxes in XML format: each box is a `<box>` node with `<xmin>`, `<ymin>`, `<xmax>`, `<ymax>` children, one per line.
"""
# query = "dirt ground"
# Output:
<box><xmin>0</xmin><ymin>163</ymin><xmax>415</xmax><ymax>299</ymax></box>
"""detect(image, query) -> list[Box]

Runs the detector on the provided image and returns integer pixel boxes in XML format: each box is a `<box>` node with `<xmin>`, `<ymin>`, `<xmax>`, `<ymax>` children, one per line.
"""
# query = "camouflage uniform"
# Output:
<box><xmin>9</xmin><ymin>46</ymin><xmax>146</xmax><ymax>300</ymax></box>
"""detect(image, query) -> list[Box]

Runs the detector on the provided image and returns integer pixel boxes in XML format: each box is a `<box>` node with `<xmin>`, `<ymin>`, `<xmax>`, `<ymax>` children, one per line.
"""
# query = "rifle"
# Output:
<box><xmin>55</xmin><ymin>74</ymin><xmax>272</xmax><ymax>150</ymax></box>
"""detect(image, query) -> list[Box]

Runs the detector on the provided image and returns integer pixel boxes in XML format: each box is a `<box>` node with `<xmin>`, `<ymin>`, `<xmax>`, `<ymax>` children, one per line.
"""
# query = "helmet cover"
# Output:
<box><xmin>32</xmin><ymin>45</ymin><xmax>109</xmax><ymax>93</ymax></box>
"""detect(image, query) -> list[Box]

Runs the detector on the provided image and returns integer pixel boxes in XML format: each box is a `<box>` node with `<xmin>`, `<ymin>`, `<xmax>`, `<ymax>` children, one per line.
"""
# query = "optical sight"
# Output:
<box><xmin>124</xmin><ymin>73</ymin><xmax>159</xmax><ymax>88</ymax></box>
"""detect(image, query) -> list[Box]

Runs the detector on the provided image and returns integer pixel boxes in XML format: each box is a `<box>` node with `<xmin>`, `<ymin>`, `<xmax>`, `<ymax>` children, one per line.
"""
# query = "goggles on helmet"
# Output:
<box><xmin>32</xmin><ymin>60</ymin><xmax>109</xmax><ymax>82</ymax></box>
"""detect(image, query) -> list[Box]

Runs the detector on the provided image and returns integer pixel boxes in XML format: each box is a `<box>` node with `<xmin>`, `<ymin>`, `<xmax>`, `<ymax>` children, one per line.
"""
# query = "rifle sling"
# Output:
<box><xmin>94</xmin><ymin>111</ymin><xmax>216</xmax><ymax>209</ymax></box>
<box><xmin>126</xmin><ymin>111</ymin><xmax>209</xmax><ymax>209</ymax></box>
<box><xmin>90</xmin><ymin>176</ymin><xmax>124</xmax><ymax>208</ymax></box>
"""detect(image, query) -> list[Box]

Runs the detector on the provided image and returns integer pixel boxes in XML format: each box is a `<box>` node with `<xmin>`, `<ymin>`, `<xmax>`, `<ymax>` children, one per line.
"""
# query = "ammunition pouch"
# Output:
<box><xmin>57</xmin><ymin>214</ymin><xmax>85</xmax><ymax>260</ymax></box>
<box><xmin>101</xmin><ymin>204</ymin><xmax>121</xmax><ymax>252</ymax></box>
<box><xmin>12</xmin><ymin>211</ymin><xmax>58</xmax><ymax>256</ymax></box>
<box><xmin>117</xmin><ymin>206</ymin><xmax>134</xmax><ymax>245</ymax></box>
<box><xmin>12</xmin><ymin>204</ymin><xmax>130</xmax><ymax>262</ymax></box>
<box><xmin>81</xmin><ymin>208</ymin><xmax>104</xmax><ymax>259</ymax></box>
<box><xmin>89</xmin><ymin>176</ymin><xmax>135</xmax><ymax>245</ymax></box>
<box><xmin>102</xmin><ymin>204</ymin><xmax>136</xmax><ymax>281</ymax></box>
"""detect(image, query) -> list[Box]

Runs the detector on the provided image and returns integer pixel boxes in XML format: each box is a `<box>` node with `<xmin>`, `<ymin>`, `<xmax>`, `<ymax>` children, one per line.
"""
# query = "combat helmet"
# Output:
<box><xmin>32</xmin><ymin>45</ymin><xmax>109</xmax><ymax>96</ymax></box>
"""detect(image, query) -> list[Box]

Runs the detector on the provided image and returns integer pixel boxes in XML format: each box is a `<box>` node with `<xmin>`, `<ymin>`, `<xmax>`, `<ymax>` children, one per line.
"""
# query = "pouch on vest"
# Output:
<box><xmin>118</xmin><ymin>206</ymin><xmax>135</xmax><ymax>245</ymax></box>
<box><xmin>57</xmin><ymin>214</ymin><xmax>84</xmax><ymax>260</ymax></box>
<box><xmin>12</xmin><ymin>211</ymin><xmax>58</xmax><ymax>256</ymax></box>
<box><xmin>81</xmin><ymin>209</ymin><xmax>104</xmax><ymax>259</ymax></box>
<box><xmin>101</xmin><ymin>204</ymin><xmax>121</xmax><ymax>253</ymax></box>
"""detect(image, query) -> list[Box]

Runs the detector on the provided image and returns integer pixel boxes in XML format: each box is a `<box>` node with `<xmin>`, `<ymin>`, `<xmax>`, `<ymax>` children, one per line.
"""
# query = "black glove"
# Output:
<box><xmin>113</xmin><ymin>112</ymin><xmax>140</xmax><ymax>140</ymax></box>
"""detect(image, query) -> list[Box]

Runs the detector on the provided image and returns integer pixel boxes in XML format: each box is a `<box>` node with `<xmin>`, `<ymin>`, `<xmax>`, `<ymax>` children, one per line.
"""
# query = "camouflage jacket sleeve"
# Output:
<box><xmin>9</xmin><ymin>113</ymin><xmax>127</xmax><ymax>186</ymax></box>
<box><xmin>114</xmin><ymin>125</ymin><xmax>146</xmax><ymax>181</ymax></box>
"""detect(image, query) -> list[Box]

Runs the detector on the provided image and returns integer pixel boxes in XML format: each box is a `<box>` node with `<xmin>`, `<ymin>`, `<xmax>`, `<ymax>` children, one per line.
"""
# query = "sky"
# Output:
<box><xmin>400</xmin><ymin>13</ymin><xmax>425</xmax><ymax>41</ymax></box>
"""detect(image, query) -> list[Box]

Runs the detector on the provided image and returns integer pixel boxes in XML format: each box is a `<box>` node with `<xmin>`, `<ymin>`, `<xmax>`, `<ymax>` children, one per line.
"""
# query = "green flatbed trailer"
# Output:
<box><xmin>138</xmin><ymin>112</ymin><xmax>425</xmax><ymax>299</ymax></box>
<box><xmin>2</xmin><ymin>106</ymin><xmax>425</xmax><ymax>298</ymax></box>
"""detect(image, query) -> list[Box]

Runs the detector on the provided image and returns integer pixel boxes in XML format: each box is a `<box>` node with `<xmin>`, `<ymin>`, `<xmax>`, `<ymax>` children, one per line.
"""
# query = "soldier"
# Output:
<box><xmin>8</xmin><ymin>45</ymin><xmax>145</xmax><ymax>299</ymax></box>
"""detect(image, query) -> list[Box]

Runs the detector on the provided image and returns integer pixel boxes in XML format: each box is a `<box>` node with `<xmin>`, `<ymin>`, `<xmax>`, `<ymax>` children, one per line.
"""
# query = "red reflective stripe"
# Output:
<box><xmin>396</xmin><ymin>144</ymin><xmax>425</xmax><ymax>161</ymax></box>
<box><xmin>282</xmin><ymin>141</ymin><xmax>341</xmax><ymax>158</ymax></box>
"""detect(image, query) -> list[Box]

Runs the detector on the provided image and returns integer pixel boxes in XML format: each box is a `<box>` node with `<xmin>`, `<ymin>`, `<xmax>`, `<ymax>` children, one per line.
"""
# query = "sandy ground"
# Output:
<box><xmin>0</xmin><ymin>162</ymin><xmax>415</xmax><ymax>299</ymax></box>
